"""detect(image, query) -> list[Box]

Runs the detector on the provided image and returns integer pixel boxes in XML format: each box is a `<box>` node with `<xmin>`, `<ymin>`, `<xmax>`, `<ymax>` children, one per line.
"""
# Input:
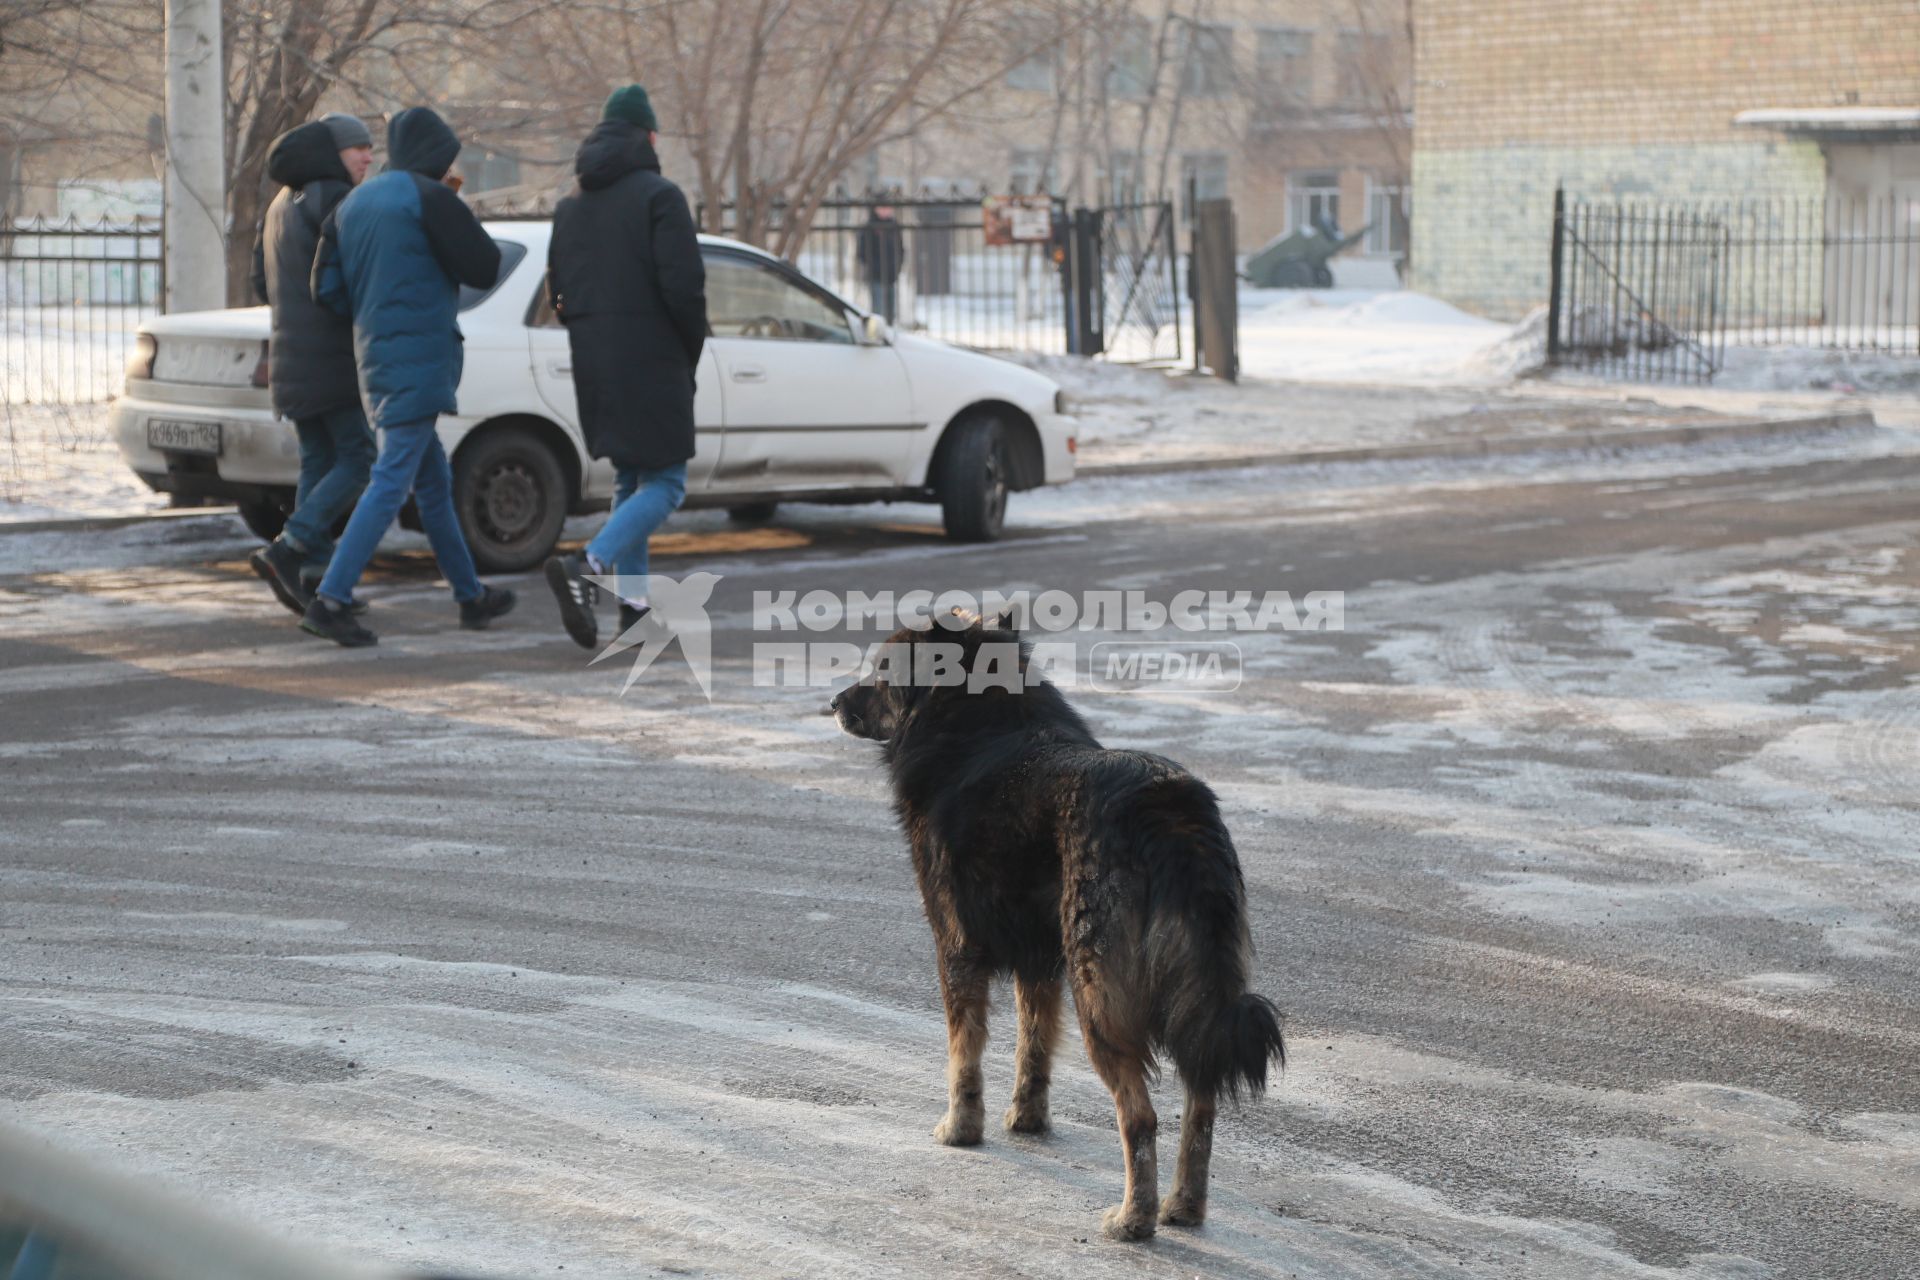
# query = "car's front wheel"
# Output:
<box><xmin>454</xmin><ymin>426</ymin><xmax>569</xmax><ymax>574</ymax></box>
<box><xmin>938</xmin><ymin>416</ymin><xmax>1009</xmax><ymax>542</ymax></box>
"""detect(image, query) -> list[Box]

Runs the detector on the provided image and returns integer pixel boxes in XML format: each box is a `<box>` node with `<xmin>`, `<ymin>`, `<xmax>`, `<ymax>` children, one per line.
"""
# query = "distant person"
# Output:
<box><xmin>305</xmin><ymin>106</ymin><xmax>515</xmax><ymax>647</ymax></box>
<box><xmin>542</xmin><ymin>84</ymin><xmax>706</xmax><ymax>651</ymax></box>
<box><xmin>857</xmin><ymin>204</ymin><xmax>904</xmax><ymax>323</ymax></box>
<box><xmin>247</xmin><ymin>113</ymin><xmax>376</xmax><ymax>616</ymax></box>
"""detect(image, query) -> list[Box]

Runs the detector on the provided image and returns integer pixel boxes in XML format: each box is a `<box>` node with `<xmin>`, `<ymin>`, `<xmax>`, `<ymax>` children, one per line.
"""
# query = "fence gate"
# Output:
<box><xmin>1547</xmin><ymin>189</ymin><xmax>1729</xmax><ymax>383</ymax></box>
<box><xmin>1074</xmin><ymin>202</ymin><xmax>1183</xmax><ymax>365</ymax></box>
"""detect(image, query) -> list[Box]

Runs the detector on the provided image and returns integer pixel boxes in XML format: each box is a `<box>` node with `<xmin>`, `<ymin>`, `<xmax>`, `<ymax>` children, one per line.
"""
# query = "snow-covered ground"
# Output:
<box><xmin>1</xmin><ymin>402</ymin><xmax>167</xmax><ymax>523</ymax></box>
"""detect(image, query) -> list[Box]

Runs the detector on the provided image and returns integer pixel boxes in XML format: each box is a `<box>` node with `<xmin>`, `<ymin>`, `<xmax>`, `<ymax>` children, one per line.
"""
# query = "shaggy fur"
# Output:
<box><xmin>831</xmin><ymin>611</ymin><xmax>1284</xmax><ymax>1241</ymax></box>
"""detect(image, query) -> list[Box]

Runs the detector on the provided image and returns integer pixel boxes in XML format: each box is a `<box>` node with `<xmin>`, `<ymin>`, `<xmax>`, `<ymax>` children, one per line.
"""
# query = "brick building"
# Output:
<box><xmin>1411</xmin><ymin>0</ymin><xmax>1920</xmax><ymax>318</ymax></box>
<box><xmin>869</xmin><ymin>0</ymin><xmax>1412</xmax><ymax>271</ymax></box>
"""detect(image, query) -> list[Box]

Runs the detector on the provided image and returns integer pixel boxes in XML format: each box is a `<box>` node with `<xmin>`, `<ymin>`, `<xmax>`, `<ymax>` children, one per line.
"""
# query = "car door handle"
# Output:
<box><xmin>548</xmin><ymin>361</ymin><xmax>572</xmax><ymax>376</ymax></box>
<box><xmin>730</xmin><ymin>365</ymin><xmax>767</xmax><ymax>383</ymax></box>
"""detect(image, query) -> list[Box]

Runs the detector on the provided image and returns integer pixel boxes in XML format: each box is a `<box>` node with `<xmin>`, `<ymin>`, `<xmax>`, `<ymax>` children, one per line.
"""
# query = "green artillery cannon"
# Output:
<box><xmin>1245</xmin><ymin>215</ymin><xmax>1371</xmax><ymax>288</ymax></box>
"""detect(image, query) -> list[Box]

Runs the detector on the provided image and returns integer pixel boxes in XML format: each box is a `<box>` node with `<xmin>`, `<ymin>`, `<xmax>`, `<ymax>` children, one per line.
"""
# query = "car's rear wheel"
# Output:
<box><xmin>454</xmin><ymin>426</ymin><xmax>568</xmax><ymax>574</ymax></box>
<box><xmin>938</xmin><ymin>416</ymin><xmax>1009</xmax><ymax>543</ymax></box>
<box><xmin>237</xmin><ymin>499</ymin><xmax>287</xmax><ymax>542</ymax></box>
<box><xmin>728</xmin><ymin>502</ymin><xmax>778</xmax><ymax>524</ymax></box>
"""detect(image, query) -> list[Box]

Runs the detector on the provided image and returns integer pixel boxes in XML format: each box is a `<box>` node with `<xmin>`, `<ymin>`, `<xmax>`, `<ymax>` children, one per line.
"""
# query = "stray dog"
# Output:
<box><xmin>831</xmin><ymin>609</ymin><xmax>1284</xmax><ymax>1240</ymax></box>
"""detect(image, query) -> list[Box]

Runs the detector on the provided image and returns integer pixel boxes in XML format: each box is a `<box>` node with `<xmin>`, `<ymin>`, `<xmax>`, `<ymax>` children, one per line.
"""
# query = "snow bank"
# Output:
<box><xmin>1237</xmin><ymin>288</ymin><xmax>1517</xmax><ymax>386</ymax></box>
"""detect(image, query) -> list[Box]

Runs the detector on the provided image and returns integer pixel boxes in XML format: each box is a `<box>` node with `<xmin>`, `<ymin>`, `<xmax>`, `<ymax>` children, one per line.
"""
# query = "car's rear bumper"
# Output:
<box><xmin>113</xmin><ymin>386</ymin><xmax>300</xmax><ymax>498</ymax></box>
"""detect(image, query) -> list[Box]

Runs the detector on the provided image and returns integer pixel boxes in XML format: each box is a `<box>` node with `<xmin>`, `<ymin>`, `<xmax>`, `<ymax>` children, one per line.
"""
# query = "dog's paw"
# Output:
<box><xmin>1003</xmin><ymin>1101</ymin><xmax>1050</xmax><ymax>1134</ymax></box>
<box><xmin>1157</xmin><ymin>1193</ymin><xmax>1206</xmax><ymax>1228</ymax></box>
<box><xmin>1101</xmin><ymin>1204</ymin><xmax>1156</xmax><ymax>1242</ymax></box>
<box><xmin>932</xmin><ymin>1112</ymin><xmax>984</xmax><ymax>1146</ymax></box>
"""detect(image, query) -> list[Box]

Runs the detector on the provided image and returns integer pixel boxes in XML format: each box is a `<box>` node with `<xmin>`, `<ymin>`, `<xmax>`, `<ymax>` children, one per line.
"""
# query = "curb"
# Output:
<box><xmin>1075</xmin><ymin>410</ymin><xmax>1879</xmax><ymax>479</ymax></box>
<box><xmin>0</xmin><ymin>505</ymin><xmax>238</xmax><ymax>536</ymax></box>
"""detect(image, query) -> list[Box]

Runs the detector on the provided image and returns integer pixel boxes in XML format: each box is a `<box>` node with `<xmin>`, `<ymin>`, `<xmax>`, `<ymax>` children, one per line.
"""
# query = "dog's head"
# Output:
<box><xmin>829</xmin><ymin>606</ymin><xmax>1023</xmax><ymax>744</ymax></box>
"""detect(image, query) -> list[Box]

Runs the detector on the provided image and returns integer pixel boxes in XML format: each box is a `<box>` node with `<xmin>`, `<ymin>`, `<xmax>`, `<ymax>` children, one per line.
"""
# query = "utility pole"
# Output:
<box><xmin>163</xmin><ymin>0</ymin><xmax>225</xmax><ymax>313</ymax></box>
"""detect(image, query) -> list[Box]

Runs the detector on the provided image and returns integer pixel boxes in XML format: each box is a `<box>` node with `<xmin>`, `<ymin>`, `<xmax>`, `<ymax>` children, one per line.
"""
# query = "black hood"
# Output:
<box><xmin>575</xmin><ymin>119</ymin><xmax>660</xmax><ymax>191</ymax></box>
<box><xmin>266</xmin><ymin>121</ymin><xmax>351</xmax><ymax>189</ymax></box>
<box><xmin>386</xmin><ymin>107</ymin><xmax>460</xmax><ymax>180</ymax></box>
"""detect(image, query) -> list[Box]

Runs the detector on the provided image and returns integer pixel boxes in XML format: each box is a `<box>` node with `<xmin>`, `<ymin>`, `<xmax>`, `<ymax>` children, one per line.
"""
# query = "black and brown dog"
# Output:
<box><xmin>831</xmin><ymin>609</ymin><xmax>1284</xmax><ymax>1241</ymax></box>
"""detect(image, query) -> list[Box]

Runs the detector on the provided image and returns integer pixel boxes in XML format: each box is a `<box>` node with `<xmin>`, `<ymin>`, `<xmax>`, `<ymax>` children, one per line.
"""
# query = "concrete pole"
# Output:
<box><xmin>163</xmin><ymin>0</ymin><xmax>226</xmax><ymax>313</ymax></box>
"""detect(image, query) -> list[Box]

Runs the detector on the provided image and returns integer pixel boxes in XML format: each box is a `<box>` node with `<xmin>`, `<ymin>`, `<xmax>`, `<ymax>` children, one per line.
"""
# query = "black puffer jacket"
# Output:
<box><xmin>547</xmin><ymin>121</ymin><xmax>707</xmax><ymax>471</ymax></box>
<box><xmin>249</xmin><ymin>121</ymin><xmax>357</xmax><ymax>420</ymax></box>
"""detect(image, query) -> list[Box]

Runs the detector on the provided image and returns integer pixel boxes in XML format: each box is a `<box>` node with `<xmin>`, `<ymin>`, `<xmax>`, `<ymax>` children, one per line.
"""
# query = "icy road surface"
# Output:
<box><xmin>3</xmin><ymin>432</ymin><xmax>1919</xmax><ymax>1278</ymax></box>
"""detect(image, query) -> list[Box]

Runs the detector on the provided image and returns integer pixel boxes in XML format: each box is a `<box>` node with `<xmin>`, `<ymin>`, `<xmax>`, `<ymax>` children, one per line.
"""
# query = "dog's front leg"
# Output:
<box><xmin>932</xmin><ymin>953</ymin><xmax>989</xmax><ymax>1146</ymax></box>
<box><xmin>1005</xmin><ymin>974</ymin><xmax>1061</xmax><ymax>1134</ymax></box>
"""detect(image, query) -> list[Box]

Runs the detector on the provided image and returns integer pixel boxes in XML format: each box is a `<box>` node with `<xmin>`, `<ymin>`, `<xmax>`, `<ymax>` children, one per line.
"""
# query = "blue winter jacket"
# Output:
<box><xmin>313</xmin><ymin>108</ymin><xmax>500</xmax><ymax>430</ymax></box>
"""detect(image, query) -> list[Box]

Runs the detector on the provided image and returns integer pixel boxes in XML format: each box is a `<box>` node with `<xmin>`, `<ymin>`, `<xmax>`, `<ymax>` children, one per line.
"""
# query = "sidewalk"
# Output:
<box><xmin>1033</xmin><ymin>355</ymin><xmax>1885</xmax><ymax>474</ymax></box>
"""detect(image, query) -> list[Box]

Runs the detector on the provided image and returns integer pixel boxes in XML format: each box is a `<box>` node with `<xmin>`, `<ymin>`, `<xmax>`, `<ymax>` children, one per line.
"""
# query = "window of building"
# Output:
<box><xmin>1006</xmin><ymin>21</ymin><xmax>1058</xmax><ymax>94</ymax></box>
<box><xmin>1179</xmin><ymin>23</ymin><xmax>1234</xmax><ymax>98</ymax></box>
<box><xmin>1106</xmin><ymin>20</ymin><xmax>1155</xmax><ymax>100</ymax></box>
<box><xmin>1097</xmin><ymin>151</ymin><xmax>1146</xmax><ymax>204</ymax></box>
<box><xmin>1335</xmin><ymin>30</ymin><xmax>1395</xmax><ymax>107</ymax></box>
<box><xmin>1256</xmin><ymin>28</ymin><xmax>1314</xmax><ymax>104</ymax></box>
<box><xmin>1288</xmin><ymin>171</ymin><xmax>1340</xmax><ymax>235</ymax></box>
<box><xmin>1009</xmin><ymin>148</ymin><xmax>1059</xmax><ymax>196</ymax></box>
<box><xmin>1365</xmin><ymin>181</ymin><xmax>1409</xmax><ymax>258</ymax></box>
<box><xmin>1180</xmin><ymin>152</ymin><xmax>1229</xmax><ymax>222</ymax></box>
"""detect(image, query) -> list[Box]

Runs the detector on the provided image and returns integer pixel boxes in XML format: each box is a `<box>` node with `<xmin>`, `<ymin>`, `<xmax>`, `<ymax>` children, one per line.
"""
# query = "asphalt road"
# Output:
<box><xmin>3</xmin><ymin>432</ymin><xmax>1918</xmax><ymax>1279</ymax></box>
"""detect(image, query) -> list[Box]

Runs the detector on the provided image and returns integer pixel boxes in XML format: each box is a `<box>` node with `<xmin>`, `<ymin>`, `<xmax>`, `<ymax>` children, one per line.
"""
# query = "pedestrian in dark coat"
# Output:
<box><xmin>542</xmin><ymin>84</ymin><xmax>708</xmax><ymax>652</ymax></box>
<box><xmin>856</xmin><ymin>205</ymin><xmax>905</xmax><ymax>322</ymax></box>
<box><xmin>246</xmin><ymin>113</ymin><xmax>378</xmax><ymax>616</ymax></box>
<box><xmin>300</xmin><ymin>106</ymin><xmax>515</xmax><ymax>647</ymax></box>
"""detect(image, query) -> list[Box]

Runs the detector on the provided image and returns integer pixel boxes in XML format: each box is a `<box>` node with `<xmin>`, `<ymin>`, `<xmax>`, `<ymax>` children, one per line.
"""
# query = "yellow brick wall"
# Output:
<box><xmin>1416</xmin><ymin>0</ymin><xmax>1920</xmax><ymax>149</ymax></box>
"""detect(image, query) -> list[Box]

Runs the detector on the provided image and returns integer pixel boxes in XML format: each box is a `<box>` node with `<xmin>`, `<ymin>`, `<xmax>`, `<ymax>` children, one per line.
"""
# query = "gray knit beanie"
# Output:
<box><xmin>320</xmin><ymin>112</ymin><xmax>373</xmax><ymax>151</ymax></box>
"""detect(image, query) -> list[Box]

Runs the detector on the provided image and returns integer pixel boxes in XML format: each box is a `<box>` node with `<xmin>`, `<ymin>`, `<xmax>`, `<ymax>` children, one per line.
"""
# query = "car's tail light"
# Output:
<box><xmin>125</xmin><ymin>332</ymin><xmax>157</xmax><ymax>382</ymax></box>
<box><xmin>1067</xmin><ymin>437</ymin><xmax>1077</xmax><ymax>454</ymax></box>
<box><xmin>251</xmin><ymin>340</ymin><xmax>270</xmax><ymax>389</ymax></box>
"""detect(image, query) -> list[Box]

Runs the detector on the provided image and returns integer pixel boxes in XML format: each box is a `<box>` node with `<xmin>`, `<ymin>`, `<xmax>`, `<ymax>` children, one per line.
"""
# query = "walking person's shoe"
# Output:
<box><xmin>617</xmin><ymin>602</ymin><xmax>651</xmax><ymax>637</ymax></box>
<box><xmin>544</xmin><ymin>552</ymin><xmax>600</xmax><ymax>649</ymax></box>
<box><xmin>301</xmin><ymin>573</ymin><xmax>369</xmax><ymax>615</ymax></box>
<box><xmin>459</xmin><ymin>585</ymin><xmax>518</xmax><ymax>630</ymax></box>
<box><xmin>300</xmin><ymin>594</ymin><xmax>378</xmax><ymax>647</ymax></box>
<box><xmin>250</xmin><ymin>540</ymin><xmax>312</xmax><ymax>616</ymax></box>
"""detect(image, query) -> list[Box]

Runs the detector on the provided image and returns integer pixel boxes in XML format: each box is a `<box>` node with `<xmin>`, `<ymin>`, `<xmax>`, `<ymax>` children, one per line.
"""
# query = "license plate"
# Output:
<box><xmin>147</xmin><ymin>418</ymin><xmax>223</xmax><ymax>456</ymax></box>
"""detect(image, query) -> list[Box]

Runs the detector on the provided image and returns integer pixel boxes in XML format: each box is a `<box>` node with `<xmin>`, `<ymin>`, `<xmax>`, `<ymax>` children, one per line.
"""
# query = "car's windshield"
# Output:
<box><xmin>459</xmin><ymin>239</ymin><xmax>527</xmax><ymax>312</ymax></box>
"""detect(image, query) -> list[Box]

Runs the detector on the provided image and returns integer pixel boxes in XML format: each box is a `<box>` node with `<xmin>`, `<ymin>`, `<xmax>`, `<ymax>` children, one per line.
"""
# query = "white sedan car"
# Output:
<box><xmin>113</xmin><ymin>220</ymin><xmax>1076</xmax><ymax>570</ymax></box>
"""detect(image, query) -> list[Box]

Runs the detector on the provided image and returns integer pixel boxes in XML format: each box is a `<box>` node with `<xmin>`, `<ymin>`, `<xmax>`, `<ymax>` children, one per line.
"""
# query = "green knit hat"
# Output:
<box><xmin>603</xmin><ymin>85</ymin><xmax>658</xmax><ymax>132</ymax></box>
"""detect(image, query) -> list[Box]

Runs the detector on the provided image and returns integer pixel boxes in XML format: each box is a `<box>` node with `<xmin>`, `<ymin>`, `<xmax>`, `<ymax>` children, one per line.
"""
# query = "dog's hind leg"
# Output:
<box><xmin>1090</xmin><ymin>1050</ymin><xmax>1158</xmax><ymax>1241</ymax></box>
<box><xmin>1159</xmin><ymin>1088</ymin><xmax>1215</xmax><ymax>1227</ymax></box>
<box><xmin>932</xmin><ymin>955</ymin><xmax>989</xmax><ymax>1146</ymax></box>
<box><xmin>1004</xmin><ymin>974</ymin><xmax>1061</xmax><ymax>1134</ymax></box>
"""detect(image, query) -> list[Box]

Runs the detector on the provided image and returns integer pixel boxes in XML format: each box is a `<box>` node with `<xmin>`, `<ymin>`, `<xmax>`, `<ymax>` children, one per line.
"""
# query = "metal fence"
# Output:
<box><xmin>701</xmin><ymin>198</ymin><xmax>1075</xmax><ymax>356</ymax></box>
<box><xmin>1548</xmin><ymin>189</ymin><xmax>1920</xmax><ymax>383</ymax></box>
<box><xmin>1</xmin><ymin>217</ymin><xmax>163</xmax><ymax>405</ymax></box>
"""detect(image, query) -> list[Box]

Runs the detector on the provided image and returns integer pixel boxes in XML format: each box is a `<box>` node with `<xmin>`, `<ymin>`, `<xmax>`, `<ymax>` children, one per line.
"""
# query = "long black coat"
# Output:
<box><xmin>547</xmin><ymin>122</ymin><xmax>707</xmax><ymax>472</ymax></box>
<box><xmin>250</xmin><ymin>121</ymin><xmax>358</xmax><ymax>421</ymax></box>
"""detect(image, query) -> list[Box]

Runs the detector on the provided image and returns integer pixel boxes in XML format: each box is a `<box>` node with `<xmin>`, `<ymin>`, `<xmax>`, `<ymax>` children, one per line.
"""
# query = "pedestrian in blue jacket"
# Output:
<box><xmin>303</xmin><ymin>106</ymin><xmax>515</xmax><ymax>646</ymax></box>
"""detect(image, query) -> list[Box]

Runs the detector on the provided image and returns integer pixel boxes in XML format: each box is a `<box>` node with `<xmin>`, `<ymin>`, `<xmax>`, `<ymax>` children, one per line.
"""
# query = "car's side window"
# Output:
<box><xmin>705</xmin><ymin>253</ymin><xmax>854</xmax><ymax>344</ymax></box>
<box><xmin>527</xmin><ymin>270</ymin><xmax>561</xmax><ymax>328</ymax></box>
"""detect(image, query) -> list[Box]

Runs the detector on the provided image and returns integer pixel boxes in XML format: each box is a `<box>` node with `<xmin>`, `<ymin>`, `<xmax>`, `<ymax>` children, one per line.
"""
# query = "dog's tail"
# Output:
<box><xmin>1157</xmin><ymin>818</ymin><xmax>1287</xmax><ymax>1100</ymax></box>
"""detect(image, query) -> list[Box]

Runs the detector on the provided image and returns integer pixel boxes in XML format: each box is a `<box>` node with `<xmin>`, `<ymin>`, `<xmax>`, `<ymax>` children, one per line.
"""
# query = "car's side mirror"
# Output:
<box><xmin>860</xmin><ymin>313</ymin><xmax>892</xmax><ymax>346</ymax></box>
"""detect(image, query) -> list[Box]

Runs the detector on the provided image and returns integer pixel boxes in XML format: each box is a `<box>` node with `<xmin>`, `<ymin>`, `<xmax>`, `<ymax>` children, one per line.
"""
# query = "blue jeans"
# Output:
<box><xmin>317</xmin><ymin>418</ymin><xmax>483</xmax><ymax>606</ymax></box>
<box><xmin>282</xmin><ymin>404</ymin><xmax>375</xmax><ymax>578</ymax></box>
<box><xmin>586</xmin><ymin>462</ymin><xmax>687</xmax><ymax>583</ymax></box>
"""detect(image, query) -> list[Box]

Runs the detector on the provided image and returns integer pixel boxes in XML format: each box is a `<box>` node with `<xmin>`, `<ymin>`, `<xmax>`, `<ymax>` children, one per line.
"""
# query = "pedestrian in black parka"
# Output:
<box><xmin>543</xmin><ymin>86</ymin><xmax>708</xmax><ymax>653</ymax></box>
<box><xmin>245</xmin><ymin>113</ymin><xmax>379</xmax><ymax>618</ymax></box>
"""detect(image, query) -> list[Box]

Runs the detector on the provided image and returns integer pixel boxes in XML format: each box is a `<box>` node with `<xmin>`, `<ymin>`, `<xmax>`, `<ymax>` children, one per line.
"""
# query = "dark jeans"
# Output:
<box><xmin>316</xmin><ymin>418</ymin><xmax>483</xmax><ymax>606</ymax></box>
<box><xmin>869</xmin><ymin>280</ymin><xmax>899</xmax><ymax>323</ymax></box>
<box><xmin>281</xmin><ymin>404</ymin><xmax>375</xmax><ymax>577</ymax></box>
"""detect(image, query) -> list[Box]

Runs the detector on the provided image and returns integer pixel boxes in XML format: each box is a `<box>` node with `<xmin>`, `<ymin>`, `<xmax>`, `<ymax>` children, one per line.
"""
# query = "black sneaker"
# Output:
<box><xmin>544</xmin><ymin>553</ymin><xmax>599</xmax><ymax>649</ymax></box>
<box><xmin>300</xmin><ymin>594</ymin><xmax>378</xmax><ymax>647</ymax></box>
<box><xmin>617</xmin><ymin>603</ymin><xmax>651</xmax><ymax>637</ymax></box>
<box><xmin>459</xmin><ymin>585</ymin><xmax>517</xmax><ymax>630</ymax></box>
<box><xmin>301</xmin><ymin>575</ymin><xmax>369</xmax><ymax>616</ymax></box>
<box><xmin>250</xmin><ymin>540</ymin><xmax>311</xmax><ymax>616</ymax></box>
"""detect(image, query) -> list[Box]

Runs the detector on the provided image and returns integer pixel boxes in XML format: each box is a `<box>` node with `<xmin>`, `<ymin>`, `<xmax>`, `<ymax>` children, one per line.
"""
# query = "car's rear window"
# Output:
<box><xmin>459</xmin><ymin>239</ymin><xmax>526</xmax><ymax>312</ymax></box>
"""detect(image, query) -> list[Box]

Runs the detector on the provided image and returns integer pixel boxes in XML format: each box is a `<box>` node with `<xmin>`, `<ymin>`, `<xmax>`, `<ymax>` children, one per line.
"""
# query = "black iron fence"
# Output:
<box><xmin>1548</xmin><ymin>188</ymin><xmax>1920</xmax><ymax>383</ymax></box>
<box><xmin>697</xmin><ymin>196</ymin><xmax>1182</xmax><ymax>364</ymax></box>
<box><xmin>1</xmin><ymin>217</ymin><xmax>163</xmax><ymax>405</ymax></box>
